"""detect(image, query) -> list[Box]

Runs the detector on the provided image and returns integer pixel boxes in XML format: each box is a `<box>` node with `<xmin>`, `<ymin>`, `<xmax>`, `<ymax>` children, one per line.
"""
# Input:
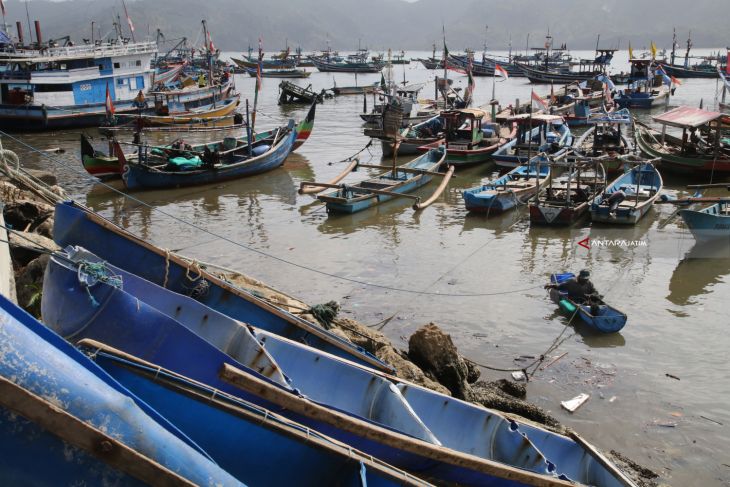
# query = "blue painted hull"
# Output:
<box><xmin>463</xmin><ymin>160</ymin><xmax>550</xmax><ymax>214</ymax></box>
<box><xmin>89</xmin><ymin>349</ymin><xmax>432</xmax><ymax>487</ymax></box>
<box><xmin>0</xmin><ymin>293</ymin><xmax>244</xmax><ymax>487</ymax></box>
<box><xmin>679</xmin><ymin>202</ymin><xmax>730</xmax><ymax>242</ymax></box>
<box><xmin>548</xmin><ymin>274</ymin><xmax>628</xmax><ymax>333</ymax></box>
<box><xmin>614</xmin><ymin>92</ymin><xmax>667</xmax><ymax>109</ymax></box>
<box><xmin>122</xmin><ymin>128</ymin><xmax>296</xmax><ymax>190</ymax></box>
<box><xmin>51</xmin><ymin>201</ymin><xmax>389</xmax><ymax>371</ymax></box>
<box><xmin>590</xmin><ymin>163</ymin><xmax>662</xmax><ymax>224</ymax></box>
<box><xmin>40</xmin><ymin>248</ymin><xmax>589</xmax><ymax>487</ymax></box>
<box><xmin>493</xmin><ymin>126</ymin><xmax>572</xmax><ymax>169</ymax></box>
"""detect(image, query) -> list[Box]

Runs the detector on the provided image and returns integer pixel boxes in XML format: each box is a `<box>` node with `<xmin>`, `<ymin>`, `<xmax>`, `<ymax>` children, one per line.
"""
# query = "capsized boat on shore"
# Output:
<box><xmin>51</xmin><ymin>200</ymin><xmax>392</xmax><ymax>372</ymax></box>
<box><xmin>0</xmin><ymin>293</ymin><xmax>244</xmax><ymax>486</ymax></box>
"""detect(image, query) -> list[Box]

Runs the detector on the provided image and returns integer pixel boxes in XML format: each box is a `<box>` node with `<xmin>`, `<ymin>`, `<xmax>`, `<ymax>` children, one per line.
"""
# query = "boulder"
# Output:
<box><xmin>468</xmin><ymin>380</ymin><xmax>560</xmax><ymax>428</ymax></box>
<box><xmin>3</xmin><ymin>199</ymin><xmax>54</xmax><ymax>232</ymax></box>
<box><xmin>15</xmin><ymin>254</ymin><xmax>49</xmax><ymax>318</ymax></box>
<box><xmin>9</xmin><ymin>231</ymin><xmax>59</xmax><ymax>267</ymax></box>
<box><xmin>408</xmin><ymin>323</ymin><xmax>476</xmax><ymax>399</ymax></box>
<box><xmin>375</xmin><ymin>346</ymin><xmax>451</xmax><ymax>396</ymax></box>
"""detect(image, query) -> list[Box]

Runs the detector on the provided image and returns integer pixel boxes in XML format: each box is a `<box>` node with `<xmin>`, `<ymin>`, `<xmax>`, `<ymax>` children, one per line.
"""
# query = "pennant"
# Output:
<box><xmin>255</xmin><ymin>62</ymin><xmax>262</xmax><ymax>91</ymax></box>
<box><xmin>494</xmin><ymin>63</ymin><xmax>509</xmax><ymax>79</ymax></box>
<box><xmin>670</xmin><ymin>75</ymin><xmax>682</xmax><ymax>86</ymax></box>
<box><xmin>655</xmin><ymin>66</ymin><xmax>672</xmax><ymax>87</ymax></box>
<box><xmin>207</xmin><ymin>31</ymin><xmax>215</xmax><ymax>52</ymax></box>
<box><xmin>380</xmin><ymin>72</ymin><xmax>386</xmax><ymax>91</ymax></box>
<box><xmin>463</xmin><ymin>69</ymin><xmax>475</xmax><ymax>106</ymax></box>
<box><xmin>531</xmin><ymin>90</ymin><xmax>548</xmax><ymax>111</ymax></box>
<box><xmin>105</xmin><ymin>83</ymin><xmax>115</xmax><ymax>117</ymax></box>
<box><xmin>443</xmin><ymin>39</ymin><xmax>449</xmax><ymax>59</ymax></box>
<box><xmin>628</xmin><ymin>42</ymin><xmax>634</xmax><ymax>60</ymax></box>
<box><xmin>650</xmin><ymin>41</ymin><xmax>657</xmax><ymax>59</ymax></box>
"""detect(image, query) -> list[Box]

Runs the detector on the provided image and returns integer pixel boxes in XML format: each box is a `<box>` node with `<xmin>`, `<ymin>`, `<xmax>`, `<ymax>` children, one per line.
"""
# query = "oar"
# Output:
<box><xmin>298</xmin><ymin>157</ymin><xmax>360</xmax><ymax>194</ymax></box>
<box><xmin>413</xmin><ymin>165</ymin><xmax>455</xmax><ymax>211</ymax></box>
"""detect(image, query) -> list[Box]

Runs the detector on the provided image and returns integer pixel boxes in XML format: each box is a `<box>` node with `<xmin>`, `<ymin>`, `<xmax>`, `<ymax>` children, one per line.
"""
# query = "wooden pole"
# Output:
<box><xmin>413</xmin><ymin>165</ymin><xmax>454</xmax><ymax>210</ymax></box>
<box><xmin>298</xmin><ymin>158</ymin><xmax>360</xmax><ymax>194</ymax></box>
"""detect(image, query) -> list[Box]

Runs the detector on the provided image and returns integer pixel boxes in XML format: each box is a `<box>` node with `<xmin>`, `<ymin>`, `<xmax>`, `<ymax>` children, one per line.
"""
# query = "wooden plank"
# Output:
<box><xmin>414</xmin><ymin>165</ymin><xmax>454</xmax><ymax>210</ymax></box>
<box><xmin>0</xmin><ymin>376</ymin><xmax>196</xmax><ymax>487</ymax></box>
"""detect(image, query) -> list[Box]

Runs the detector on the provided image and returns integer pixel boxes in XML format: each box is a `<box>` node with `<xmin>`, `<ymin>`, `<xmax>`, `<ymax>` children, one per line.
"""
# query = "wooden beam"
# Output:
<box><xmin>414</xmin><ymin>165</ymin><xmax>454</xmax><ymax>210</ymax></box>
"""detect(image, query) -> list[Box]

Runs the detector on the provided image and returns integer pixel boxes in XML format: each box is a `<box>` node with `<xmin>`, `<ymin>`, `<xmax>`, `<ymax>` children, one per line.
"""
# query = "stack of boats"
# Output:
<box><xmin>0</xmin><ymin>199</ymin><xmax>641</xmax><ymax>486</ymax></box>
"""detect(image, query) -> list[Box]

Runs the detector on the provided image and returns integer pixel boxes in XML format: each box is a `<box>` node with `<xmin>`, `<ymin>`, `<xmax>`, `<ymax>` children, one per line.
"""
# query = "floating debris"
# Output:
<box><xmin>561</xmin><ymin>393</ymin><xmax>590</xmax><ymax>412</ymax></box>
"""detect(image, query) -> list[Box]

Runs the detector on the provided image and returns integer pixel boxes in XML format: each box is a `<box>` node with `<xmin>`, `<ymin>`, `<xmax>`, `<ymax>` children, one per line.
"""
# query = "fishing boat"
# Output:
<box><xmin>0</xmin><ymin>293</ymin><xmax>244</xmax><ymax>486</ymax></box>
<box><xmin>589</xmin><ymin>160</ymin><xmax>663</xmax><ymax>224</ymax></box>
<box><xmin>51</xmin><ymin>201</ymin><xmax>391</xmax><ymax>372</ymax></box>
<box><xmin>0</xmin><ymin>38</ymin><xmax>158</xmax><ymax>130</ymax></box>
<box><xmin>517</xmin><ymin>49</ymin><xmax>617</xmax><ymax>84</ymax></box>
<box><xmin>278</xmin><ymin>81</ymin><xmax>325</xmax><ymax>104</ymax></box>
<box><xmin>548</xmin><ymin>273</ymin><xmax>628</xmax><ymax>333</ymax></box>
<box><xmin>679</xmin><ymin>201</ymin><xmax>730</xmax><ymax>242</ymax></box>
<box><xmin>86</xmin><ymin>344</ymin><xmax>432</xmax><ymax>487</ymax></box>
<box><xmin>614</xmin><ymin>60</ymin><xmax>671</xmax><ymax>109</ymax></box>
<box><xmin>370</xmin><ymin>114</ymin><xmax>445</xmax><ymax>157</ymax></box>
<box><xmin>310</xmin><ymin>56</ymin><xmax>384</xmax><ymax>73</ymax></box>
<box><xmin>118</xmin><ymin>119</ymin><xmax>297</xmax><ymax>189</ymax></box>
<box><xmin>462</xmin><ymin>155</ymin><xmax>551</xmax><ymax>214</ymax></box>
<box><xmin>231</xmin><ymin>55</ymin><xmax>297</xmax><ymax>70</ymax></box>
<box><xmin>635</xmin><ymin>106</ymin><xmax>730</xmax><ymax>175</ymax></box>
<box><xmin>134</xmin><ymin>94</ymin><xmax>240</xmax><ymax>126</ymax></box>
<box><xmin>529</xmin><ymin>156</ymin><xmax>607</xmax><ymax>225</ymax></box>
<box><xmin>415</xmin><ymin>44</ymin><xmax>445</xmax><ymax>69</ymax></box>
<box><xmin>40</xmin><ymin>249</ymin><xmax>636</xmax><ymax>487</ymax></box>
<box><xmin>573</xmin><ymin>109</ymin><xmax>632</xmax><ymax>173</ymax></box>
<box><xmin>493</xmin><ymin>114</ymin><xmax>573</xmax><ymax>168</ymax></box>
<box><xmin>417</xmin><ymin>109</ymin><xmax>517</xmax><ymax>167</ymax></box>
<box><xmin>82</xmin><ymin>102</ymin><xmax>316</xmax><ymax>179</ymax></box>
<box><xmin>659</xmin><ymin>32</ymin><xmax>725</xmax><ymax>78</ymax></box>
<box><xmin>314</xmin><ymin>147</ymin><xmax>446</xmax><ymax>213</ymax></box>
<box><xmin>448</xmin><ymin>54</ymin><xmax>524</xmax><ymax>77</ymax></box>
<box><xmin>243</xmin><ymin>66</ymin><xmax>311</xmax><ymax>78</ymax></box>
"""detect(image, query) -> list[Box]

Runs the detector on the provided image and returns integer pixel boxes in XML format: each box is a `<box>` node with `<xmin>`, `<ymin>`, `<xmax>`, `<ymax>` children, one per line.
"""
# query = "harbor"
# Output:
<box><xmin>1</xmin><ymin>7</ymin><xmax>729</xmax><ymax>486</ymax></box>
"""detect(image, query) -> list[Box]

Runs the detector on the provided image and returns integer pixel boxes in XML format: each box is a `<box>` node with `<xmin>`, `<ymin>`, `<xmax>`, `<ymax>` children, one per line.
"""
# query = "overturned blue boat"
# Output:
<box><xmin>52</xmin><ymin>200</ymin><xmax>390</xmax><ymax>372</ymax></box>
<box><xmin>0</xmin><ymin>292</ymin><xmax>244</xmax><ymax>487</ymax></box>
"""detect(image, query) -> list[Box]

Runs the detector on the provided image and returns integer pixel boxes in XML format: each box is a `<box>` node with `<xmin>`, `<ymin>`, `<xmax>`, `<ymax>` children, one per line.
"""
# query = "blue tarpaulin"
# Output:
<box><xmin>0</xmin><ymin>31</ymin><xmax>12</xmax><ymax>45</ymax></box>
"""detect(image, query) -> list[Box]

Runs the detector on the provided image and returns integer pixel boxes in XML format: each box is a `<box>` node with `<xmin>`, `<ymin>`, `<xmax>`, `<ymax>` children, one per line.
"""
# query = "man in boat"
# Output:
<box><xmin>546</xmin><ymin>270</ymin><xmax>601</xmax><ymax>304</ymax></box>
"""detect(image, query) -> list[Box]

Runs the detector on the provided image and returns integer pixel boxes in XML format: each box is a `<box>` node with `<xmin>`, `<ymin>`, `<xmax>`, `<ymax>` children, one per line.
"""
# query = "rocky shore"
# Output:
<box><xmin>1</xmin><ymin>171</ymin><xmax>661</xmax><ymax>487</ymax></box>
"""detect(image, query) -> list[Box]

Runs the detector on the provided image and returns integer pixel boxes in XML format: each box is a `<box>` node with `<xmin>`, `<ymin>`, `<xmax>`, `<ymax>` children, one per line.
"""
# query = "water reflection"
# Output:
<box><xmin>667</xmin><ymin>239</ymin><xmax>730</xmax><ymax>306</ymax></box>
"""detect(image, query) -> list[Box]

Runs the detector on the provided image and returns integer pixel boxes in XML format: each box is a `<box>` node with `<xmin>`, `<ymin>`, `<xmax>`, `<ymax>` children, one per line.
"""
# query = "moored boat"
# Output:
<box><xmin>493</xmin><ymin>114</ymin><xmax>573</xmax><ymax>168</ymax></box>
<box><xmin>573</xmin><ymin>109</ymin><xmax>632</xmax><ymax>174</ymax></box>
<box><xmin>463</xmin><ymin>155</ymin><xmax>551</xmax><ymax>214</ymax></box>
<box><xmin>635</xmin><ymin>106</ymin><xmax>730</xmax><ymax>175</ymax></box>
<box><xmin>529</xmin><ymin>156</ymin><xmax>607</xmax><ymax>225</ymax></box>
<box><xmin>316</xmin><ymin>147</ymin><xmax>446</xmax><ymax>213</ymax></box>
<box><xmin>589</xmin><ymin>160</ymin><xmax>663</xmax><ymax>224</ymax></box>
<box><xmin>614</xmin><ymin>60</ymin><xmax>671</xmax><ymax>109</ymax></box>
<box><xmin>679</xmin><ymin>201</ymin><xmax>730</xmax><ymax>242</ymax></box>
<box><xmin>418</xmin><ymin>108</ymin><xmax>517</xmax><ymax>167</ymax></box>
<box><xmin>242</xmin><ymin>66</ymin><xmax>311</xmax><ymax>78</ymax></box>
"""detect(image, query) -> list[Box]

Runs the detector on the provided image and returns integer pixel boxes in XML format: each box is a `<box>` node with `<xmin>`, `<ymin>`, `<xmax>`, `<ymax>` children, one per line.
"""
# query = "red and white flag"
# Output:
<box><xmin>531</xmin><ymin>90</ymin><xmax>548</xmax><ymax>111</ymax></box>
<box><xmin>207</xmin><ymin>31</ymin><xmax>215</xmax><ymax>52</ymax></box>
<box><xmin>494</xmin><ymin>64</ymin><xmax>509</xmax><ymax>79</ymax></box>
<box><xmin>670</xmin><ymin>75</ymin><xmax>682</xmax><ymax>86</ymax></box>
<box><xmin>105</xmin><ymin>83</ymin><xmax>115</xmax><ymax>116</ymax></box>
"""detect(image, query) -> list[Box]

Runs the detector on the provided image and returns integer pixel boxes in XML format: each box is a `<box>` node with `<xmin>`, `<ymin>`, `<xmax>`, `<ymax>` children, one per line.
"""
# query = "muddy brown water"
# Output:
<box><xmin>5</xmin><ymin>50</ymin><xmax>729</xmax><ymax>486</ymax></box>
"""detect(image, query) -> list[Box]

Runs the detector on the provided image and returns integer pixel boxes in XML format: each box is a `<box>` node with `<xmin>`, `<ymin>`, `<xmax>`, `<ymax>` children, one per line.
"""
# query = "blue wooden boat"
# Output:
<box><xmin>51</xmin><ymin>201</ymin><xmax>391</xmax><ymax>372</ymax></box>
<box><xmin>120</xmin><ymin>121</ymin><xmax>297</xmax><ymax>190</ymax></box>
<box><xmin>590</xmin><ymin>162</ymin><xmax>663</xmax><ymax>224</ymax></box>
<box><xmin>0</xmin><ymin>292</ymin><xmax>244</xmax><ymax>487</ymax></box>
<box><xmin>85</xmin><ymin>344</ymin><xmax>432</xmax><ymax>487</ymax></box>
<box><xmin>41</xmin><ymin>247</ymin><xmax>635</xmax><ymax>487</ymax></box>
<box><xmin>493</xmin><ymin>114</ymin><xmax>573</xmax><ymax>169</ymax></box>
<box><xmin>462</xmin><ymin>156</ymin><xmax>551</xmax><ymax>214</ymax></box>
<box><xmin>614</xmin><ymin>60</ymin><xmax>670</xmax><ymax>109</ymax></box>
<box><xmin>679</xmin><ymin>201</ymin><xmax>730</xmax><ymax>242</ymax></box>
<box><xmin>316</xmin><ymin>147</ymin><xmax>446</xmax><ymax>214</ymax></box>
<box><xmin>548</xmin><ymin>273</ymin><xmax>628</xmax><ymax>333</ymax></box>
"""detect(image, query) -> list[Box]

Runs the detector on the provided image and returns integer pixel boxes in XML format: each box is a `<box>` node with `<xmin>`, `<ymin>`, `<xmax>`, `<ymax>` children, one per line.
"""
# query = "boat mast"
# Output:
<box><xmin>684</xmin><ymin>31</ymin><xmax>692</xmax><ymax>68</ymax></box>
<box><xmin>442</xmin><ymin>25</ymin><xmax>448</xmax><ymax>106</ymax></box>
<box><xmin>670</xmin><ymin>28</ymin><xmax>677</xmax><ymax>66</ymax></box>
<box><xmin>201</xmin><ymin>20</ymin><xmax>213</xmax><ymax>88</ymax></box>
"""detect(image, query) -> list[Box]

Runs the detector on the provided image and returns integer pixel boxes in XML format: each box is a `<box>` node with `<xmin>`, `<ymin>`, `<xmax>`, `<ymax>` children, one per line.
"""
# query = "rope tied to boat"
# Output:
<box><xmin>163</xmin><ymin>249</ymin><xmax>171</xmax><ymax>288</ymax></box>
<box><xmin>77</xmin><ymin>260</ymin><xmax>123</xmax><ymax>307</ymax></box>
<box><xmin>0</xmin><ymin>137</ymin><xmax>66</xmax><ymax>205</ymax></box>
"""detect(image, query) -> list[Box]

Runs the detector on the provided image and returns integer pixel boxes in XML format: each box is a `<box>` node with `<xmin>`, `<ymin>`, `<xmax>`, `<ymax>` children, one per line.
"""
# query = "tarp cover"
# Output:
<box><xmin>653</xmin><ymin>106</ymin><xmax>723</xmax><ymax>128</ymax></box>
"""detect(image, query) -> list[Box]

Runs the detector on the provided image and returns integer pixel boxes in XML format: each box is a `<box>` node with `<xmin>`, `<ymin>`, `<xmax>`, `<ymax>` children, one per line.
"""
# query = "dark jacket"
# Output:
<box><xmin>558</xmin><ymin>277</ymin><xmax>597</xmax><ymax>300</ymax></box>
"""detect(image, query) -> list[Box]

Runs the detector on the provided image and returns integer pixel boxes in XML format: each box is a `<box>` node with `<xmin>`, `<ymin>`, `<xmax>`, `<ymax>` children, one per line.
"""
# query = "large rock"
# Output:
<box><xmin>408</xmin><ymin>323</ymin><xmax>478</xmax><ymax>399</ymax></box>
<box><xmin>9</xmin><ymin>231</ymin><xmax>59</xmax><ymax>267</ymax></box>
<box><xmin>468</xmin><ymin>380</ymin><xmax>560</xmax><ymax>428</ymax></box>
<box><xmin>15</xmin><ymin>254</ymin><xmax>49</xmax><ymax>318</ymax></box>
<box><xmin>376</xmin><ymin>346</ymin><xmax>451</xmax><ymax>396</ymax></box>
<box><xmin>3</xmin><ymin>199</ymin><xmax>54</xmax><ymax>233</ymax></box>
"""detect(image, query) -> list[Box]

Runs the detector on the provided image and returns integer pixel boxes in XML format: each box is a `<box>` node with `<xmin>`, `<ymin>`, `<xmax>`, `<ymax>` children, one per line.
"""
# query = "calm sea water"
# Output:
<box><xmin>6</xmin><ymin>49</ymin><xmax>729</xmax><ymax>486</ymax></box>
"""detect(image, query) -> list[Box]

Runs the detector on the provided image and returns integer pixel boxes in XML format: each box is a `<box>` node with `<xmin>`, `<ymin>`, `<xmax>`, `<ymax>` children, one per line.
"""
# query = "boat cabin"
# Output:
<box><xmin>507</xmin><ymin>113</ymin><xmax>567</xmax><ymax>147</ymax></box>
<box><xmin>652</xmin><ymin>106</ymin><xmax>727</xmax><ymax>157</ymax></box>
<box><xmin>442</xmin><ymin>108</ymin><xmax>486</xmax><ymax>149</ymax></box>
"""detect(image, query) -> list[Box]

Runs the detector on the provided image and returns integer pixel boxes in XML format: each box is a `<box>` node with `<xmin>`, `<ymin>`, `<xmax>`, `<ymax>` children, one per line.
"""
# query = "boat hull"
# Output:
<box><xmin>635</xmin><ymin>127</ymin><xmax>730</xmax><ymax>175</ymax></box>
<box><xmin>679</xmin><ymin>203</ymin><xmax>730</xmax><ymax>242</ymax></box>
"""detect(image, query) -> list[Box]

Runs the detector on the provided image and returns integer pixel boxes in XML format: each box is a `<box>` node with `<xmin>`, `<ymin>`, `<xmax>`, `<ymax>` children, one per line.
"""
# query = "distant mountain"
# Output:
<box><xmin>2</xmin><ymin>0</ymin><xmax>726</xmax><ymax>52</ymax></box>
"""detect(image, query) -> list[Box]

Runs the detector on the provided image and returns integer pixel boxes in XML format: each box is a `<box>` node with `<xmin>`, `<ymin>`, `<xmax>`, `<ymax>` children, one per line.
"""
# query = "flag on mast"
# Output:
<box><xmin>650</xmin><ymin>41</ymin><xmax>657</xmax><ymax>59</ymax></box>
<box><xmin>463</xmin><ymin>69</ymin><xmax>475</xmax><ymax>106</ymax></box>
<box><xmin>105</xmin><ymin>83</ymin><xmax>115</xmax><ymax>117</ymax></box>
<box><xmin>494</xmin><ymin>64</ymin><xmax>509</xmax><ymax>79</ymax></box>
<box><xmin>628</xmin><ymin>42</ymin><xmax>634</xmax><ymax>60</ymax></box>
<box><xmin>531</xmin><ymin>90</ymin><xmax>548</xmax><ymax>111</ymax></box>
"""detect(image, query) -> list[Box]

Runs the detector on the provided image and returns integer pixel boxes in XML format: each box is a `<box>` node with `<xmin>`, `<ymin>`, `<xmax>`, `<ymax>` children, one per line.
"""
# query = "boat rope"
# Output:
<box><xmin>77</xmin><ymin>260</ymin><xmax>124</xmax><ymax>307</ymax></box>
<box><xmin>0</xmin><ymin>131</ymin><xmax>551</xmax><ymax>298</ymax></box>
<box><xmin>163</xmin><ymin>249</ymin><xmax>171</xmax><ymax>288</ymax></box>
<box><xmin>0</xmin><ymin>139</ymin><xmax>67</xmax><ymax>205</ymax></box>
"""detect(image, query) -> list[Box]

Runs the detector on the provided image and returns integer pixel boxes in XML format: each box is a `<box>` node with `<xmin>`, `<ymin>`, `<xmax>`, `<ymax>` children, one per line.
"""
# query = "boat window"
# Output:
<box><xmin>136</xmin><ymin>60</ymin><xmax>142</xmax><ymax>67</ymax></box>
<box><xmin>117</xmin><ymin>78</ymin><xmax>126</xmax><ymax>86</ymax></box>
<box><xmin>113</xmin><ymin>62</ymin><xmax>121</xmax><ymax>69</ymax></box>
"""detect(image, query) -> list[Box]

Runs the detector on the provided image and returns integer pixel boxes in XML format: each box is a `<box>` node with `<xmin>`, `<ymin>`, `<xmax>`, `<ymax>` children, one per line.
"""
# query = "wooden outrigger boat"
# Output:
<box><xmin>635</xmin><ymin>106</ymin><xmax>730</xmax><ymax>175</ymax></box>
<box><xmin>369</xmin><ymin>114</ymin><xmax>445</xmax><ymax>157</ymax></box>
<box><xmin>573</xmin><ymin>109</ymin><xmax>632</xmax><ymax>174</ymax></box>
<box><xmin>243</xmin><ymin>66</ymin><xmax>311</xmax><ymax>78</ymax></box>
<box><xmin>548</xmin><ymin>273</ymin><xmax>628</xmax><ymax>333</ymax></box>
<box><xmin>136</xmin><ymin>95</ymin><xmax>240</xmax><ymax>126</ymax></box>
<box><xmin>589</xmin><ymin>158</ymin><xmax>663</xmax><ymax>224</ymax></box>
<box><xmin>231</xmin><ymin>55</ymin><xmax>297</xmax><ymax>70</ymax></box>
<box><xmin>529</xmin><ymin>155</ymin><xmax>607</xmax><ymax>225</ymax></box>
<box><xmin>81</xmin><ymin>102</ymin><xmax>317</xmax><ymax>179</ymax></box>
<box><xmin>614</xmin><ymin>60</ymin><xmax>671</xmax><ymax>109</ymax></box>
<box><xmin>303</xmin><ymin>147</ymin><xmax>449</xmax><ymax>213</ymax></box>
<box><xmin>417</xmin><ymin>108</ymin><xmax>517</xmax><ymax>167</ymax></box>
<box><xmin>462</xmin><ymin>154</ymin><xmax>551</xmax><ymax>214</ymax></box>
<box><xmin>493</xmin><ymin>113</ymin><xmax>573</xmax><ymax>168</ymax></box>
